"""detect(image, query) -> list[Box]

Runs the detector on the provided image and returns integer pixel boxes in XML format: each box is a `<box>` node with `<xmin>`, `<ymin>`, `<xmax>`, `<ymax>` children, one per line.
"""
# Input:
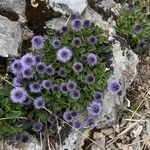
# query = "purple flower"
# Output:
<box><xmin>33</xmin><ymin>97</ymin><xmax>45</xmax><ymax>109</ymax></box>
<box><xmin>83</xmin><ymin>117</ymin><xmax>95</xmax><ymax>128</ymax></box>
<box><xmin>10</xmin><ymin>59</ymin><xmax>24</xmax><ymax>75</ymax></box>
<box><xmin>52</xmin><ymin>84</ymin><xmax>60</xmax><ymax>92</ymax></box>
<box><xmin>22</xmin><ymin>68</ymin><xmax>33</xmax><ymax>79</ymax></box>
<box><xmin>85</xmin><ymin>74</ymin><xmax>95</xmax><ymax>84</ymax></box>
<box><xmin>36</xmin><ymin>62</ymin><xmax>46</xmax><ymax>74</ymax></box>
<box><xmin>54</xmin><ymin>29</ymin><xmax>63</xmax><ymax>37</ymax></box>
<box><xmin>21</xmin><ymin>135</ymin><xmax>29</xmax><ymax>143</ymax></box>
<box><xmin>83</xmin><ymin>19</ymin><xmax>92</xmax><ymax>28</ymax></box>
<box><xmin>57</xmin><ymin>68</ymin><xmax>67</xmax><ymax>77</ymax></box>
<box><xmin>10</xmin><ymin>87</ymin><xmax>27</xmax><ymax>104</ymax></box>
<box><xmin>32</xmin><ymin>122</ymin><xmax>43</xmax><ymax>132</ymax></box>
<box><xmin>15</xmin><ymin>134</ymin><xmax>23</xmax><ymax>141</ymax></box>
<box><xmin>87</xmin><ymin>53</ymin><xmax>97</xmax><ymax>66</ymax></box>
<box><xmin>35</xmin><ymin>56</ymin><xmax>41</xmax><ymax>65</ymax></box>
<box><xmin>93</xmin><ymin>91</ymin><xmax>102</xmax><ymax>101</ymax></box>
<box><xmin>80</xmin><ymin>54</ymin><xmax>87</xmax><ymax>62</ymax></box>
<box><xmin>21</xmin><ymin>53</ymin><xmax>35</xmax><ymax>68</ymax></box>
<box><xmin>73</xmin><ymin>62</ymin><xmax>83</xmax><ymax>73</ymax></box>
<box><xmin>42</xmin><ymin>80</ymin><xmax>53</xmax><ymax>90</ymax></box>
<box><xmin>48</xmin><ymin>114</ymin><xmax>56</xmax><ymax>123</ymax></box>
<box><xmin>71</xmin><ymin>110</ymin><xmax>77</xmax><ymax>117</ymax></box>
<box><xmin>71</xmin><ymin>19</ymin><xmax>83</xmax><ymax>32</ymax></box>
<box><xmin>107</xmin><ymin>79</ymin><xmax>121</xmax><ymax>94</ymax></box>
<box><xmin>63</xmin><ymin>111</ymin><xmax>72</xmax><ymax>122</ymax></box>
<box><xmin>70</xmin><ymin>89</ymin><xmax>81</xmax><ymax>100</ymax></box>
<box><xmin>132</xmin><ymin>23</ymin><xmax>142</xmax><ymax>34</ymax></box>
<box><xmin>67</xmin><ymin>80</ymin><xmax>77</xmax><ymax>91</ymax></box>
<box><xmin>29</xmin><ymin>82</ymin><xmax>41</xmax><ymax>93</ymax></box>
<box><xmin>52</xmin><ymin>39</ymin><xmax>61</xmax><ymax>49</ymax></box>
<box><xmin>62</xmin><ymin>26</ymin><xmax>68</xmax><ymax>33</ymax></box>
<box><xmin>87</xmin><ymin>101</ymin><xmax>102</xmax><ymax>116</ymax></box>
<box><xmin>12</xmin><ymin>77</ymin><xmax>24</xmax><ymax>87</ymax></box>
<box><xmin>137</xmin><ymin>40</ymin><xmax>148</xmax><ymax>48</ymax></box>
<box><xmin>22</xmin><ymin>97</ymin><xmax>30</xmax><ymax>105</ymax></box>
<box><xmin>72</xmin><ymin>37</ymin><xmax>82</xmax><ymax>48</ymax></box>
<box><xmin>60</xmin><ymin>83</ymin><xmax>68</xmax><ymax>93</ymax></box>
<box><xmin>88</xmin><ymin>35</ymin><xmax>97</xmax><ymax>45</ymax></box>
<box><xmin>31</xmin><ymin>36</ymin><xmax>45</xmax><ymax>49</ymax></box>
<box><xmin>71</xmin><ymin>14</ymin><xmax>80</xmax><ymax>20</ymax></box>
<box><xmin>45</xmin><ymin>65</ymin><xmax>55</xmax><ymax>76</ymax></box>
<box><xmin>57</xmin><ymin>47</ymin><xmax>73</xmax><ymax>63</ymax></box>
<box><xmin>73</xmin><ymin>120</ymin><xmax>82</xmax><ymax>129</ymax></box>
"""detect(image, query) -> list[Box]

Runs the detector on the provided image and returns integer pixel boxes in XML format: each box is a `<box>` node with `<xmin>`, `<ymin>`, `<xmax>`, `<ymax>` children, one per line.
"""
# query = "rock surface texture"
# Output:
<box><xmin>46</xmin><ymin>1</ymin><xmax>139</xmax><ymax>150</ymax></box>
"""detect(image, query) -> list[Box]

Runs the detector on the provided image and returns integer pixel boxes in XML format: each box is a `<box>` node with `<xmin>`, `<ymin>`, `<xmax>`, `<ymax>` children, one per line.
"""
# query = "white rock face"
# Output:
<box><xmin>49</xmin><ymin>0</ymin><xmax>87</xmax><ymax>14</ymax></box>
<box><xmin>0</xmin><ymin>16</ymin><xmax>22</xmax><ymax>57</ymax></box>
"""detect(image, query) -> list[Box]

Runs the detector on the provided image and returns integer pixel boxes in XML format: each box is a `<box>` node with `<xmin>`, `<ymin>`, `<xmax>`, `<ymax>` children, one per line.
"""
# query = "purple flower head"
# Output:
<box><xmin>137</xmin><ymin>40</ymin><xmax>148</xmax><ymax>48</ymax></box>
<box><xmin>93</xmin><ymin>91</ymin><xmax>102</xmax><ymax>101</ymax></box>
<box><xmin>87</xmin><ymin>101</ymin><xmax>102</xmax><ymax>116</ymax></box>
<box><xmin>62</xmin><ymin>26</ymin><xmax>68</xmax><ymax>33</ymax></box>
<box><xmin>107</xmin><ymin>79</ymin><xmax>121</xmax><ymax>94</ymax></box>
<box><xmin>29</xmin><ymin>82</ymin><xmax>41</xmax><ymax>93</ymax></box>
<box><xmin>57</xmin><ymin>68</ymin><xmax>67</xmax><ymax>77</ymax></box>
<box><xmin>83</xmin><ymin>19</ymin><xmax>92</xmax><ymax>28</ymax></box>
<box><xmin>22</xmin><ymin>97</ymin><xmax>30</xmax><ymax>105</ymax></box>
<box><xmin>15</xmin><ymin>134</ymin><xmax>23</xmax><ymax>141</ymax></box>
<box><xmin>48</xmin><ymin>114</ymin><xmax>56</xmax><ymax>123</ymax></box>
<box><xmin>36</xmin><ymin>62</ymin><xmax>46</xmax><ymax>74</ymax></box>
<box><xmin>52</xmin><ymin>39</ymin><xmax>61</xmax><ymax>49</ymax></box>
<box><xmin>132</xmin><ymin>23</ymin><xmax>142</xmax><ymax>34</ymax></box>
<box><xmin>22</xmin><ymin>68</ymin><xmax>33</xmax><ymax>79</ymax></box>
<box><xmin>12</xmin><ymin>77</ymin><xmax>24</xmax><ymax>87</ymax></box>
<box><xmin>71</xmin><ymin>19</ymin><xmax>83</xmax><ymax>32</ymax></box>
<box><xmin>85</xmin><ymin>74</ymin><xmax>95</xmax><ymax>85</ymax></box>
<box><xmin>35</xmin><ymin>56</ymin><xmax>41</xmax><ymax>65</ymax></box>
<box><xmin>31</xmin><ymin>36</ymin><xmax>45</xmax><ymax>49</ymax></box>
<box><xmin>32</xmin><ymin>122</ymin><xmax>43</xmax><ymax>132</ymax></box>
<box><xmin>21</xmin><ymin>53</ymin><xmax>35</xmax><ymax>68</ymax></box>
<box><xmin>33</xmin><ymin>97</ymin><xmax>45</xmax><ymax>109</ymax></box>
<box><xmin>57</xmin><ymin>47</ymin><xmax>73</xmax><ymax>63</ymax></box>
<box><xmin>42</xmin><ymin>80</ymin><xmax>53</xmax><ymax>90</ymax></box>
<box><xmin>67</xmin><ymin>80</ymin><xmax>77</xmax><ymax>91</ymax></box>
<box><xmin>10</xmin><ymin>59</ymin><xmax>24</xmax><ymax>75</ymax></box>
<box><xmin>63</xmin><ymin>111</ymin><xmax>72</xmax><ymax>122</ymax></box>
<box><xmin>71</xmin><ymin>14</ymin><xmax>80</xmax><ymax>20</ymax></box>
<box><xmin>80</xmin><ymin>54</ymin><xmax>87</xmax><ymax>62</ymax></box>
<box><xmin>70</xmin><ymin>89</ymin><xmax>81</xmax><ymax>100</ymax></box>
<box><xmin>71</xmin><ymin>110</ymin><xmax>77</xmax><ymax>117</ymax></box>
<box><xmin>73</xmin><ymin>120</ymin><xmax>82</xmax><ymax>129</ymax></box>
<box><xmin>21</xmin><ymin>135</ymin><xmax>29</xmax><ymax>143</ymax></box>
<box><xmin>45</xmin><ymin>65</ymin><xmax>55</xmax><ymax>76</ymax></box>
<box><xmin>10</xmin><ymin>87</ymin><xmax>27</xmax><ymax>104</ymax></box>
<box><xmin>52</xmin><ymin>84</ymin><xmax>60</xmax><ymax>92</ymax></box>
<box><xmin>88</xmin><ymin>35</ymin><xmax>97</xmax><ymax>45</ymax></box>
<box><xmin>87</xmin><ymin>53</ymin><xmax>97</xmax><ymax>66</ymax></box>
<box><xmin>72</xmin><ymin>37</ymin><xmax>82</xmax><ymax>48</ymax></box>
<box><xmin>54</xmin><ymin>29</ymin><xmax>63</xmax><ymax>37</ymax></box>
<box><xmin>83</xmin><ymin>117</ymin><xmax>95</xmax><ymax>128</ymax></box>
<box><xmin>60</xmin><ymin>83</ymin><xmax>68</xmax><ymax>93</ymax></box>
<box><xmin>73</xmin><ymin>62</ymin><xmax>83</xmax><ymax>73</ymax></box>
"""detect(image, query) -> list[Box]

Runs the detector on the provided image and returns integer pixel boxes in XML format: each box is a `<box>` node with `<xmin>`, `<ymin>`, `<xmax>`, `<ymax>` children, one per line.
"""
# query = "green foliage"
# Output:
<box><xmin>116</xmin><ymin>6</ymin><xmax>150</xmax><ymax>53</ymax></box>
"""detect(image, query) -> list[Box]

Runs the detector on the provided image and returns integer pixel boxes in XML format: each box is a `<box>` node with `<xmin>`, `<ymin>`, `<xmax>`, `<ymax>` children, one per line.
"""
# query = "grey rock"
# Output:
<box><xmin>48</xmin><ymin>0</ymin><xmax>87</xmax><ymax>15</ymax></box>
<box><xmin>0</xmin><ymin>16</ymin><xmax>22</xmax><ymax>57</ymax></box>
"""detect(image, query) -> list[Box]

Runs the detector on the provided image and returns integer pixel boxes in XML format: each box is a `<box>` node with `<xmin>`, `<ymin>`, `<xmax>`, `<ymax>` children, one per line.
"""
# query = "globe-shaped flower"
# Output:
<box><xmin>93</xmin><ymin>91</ymin><xmax>102</xmax><ymax>101</ymax></box>
<box><xmin>52</xmin><ymin>39</ymin><xmax>61</xmax><ymax>49</ymax></box>
<box><xmin>83</xmin><ymin>117</ymin><xmax>95</xmax><ymax>128</ymax></box>
<box><xmin>87</xmin><ymin>101</ymin><xmax>102</xmax><ymax>116</ymax></box>
<box><xmin>60</xmin><ymin>83</ymin><xmax>68</xmax><ymax>93</ymax></box>
<box><xmin>107</xmin><ymin>79</ymin><xmax>121</xmax><ymax>94</ymax></box>
<box><xmin>57</xmin><ymin>47</ymin><xmax>73</xmax><ymax>63</ymax></box>
<box><xmin>85</xmin><ymin>74</ymin><xmax>95</xmax><ymax>84</ymax></box>
<box><xmin>21</xmin><ymin>135</ymin><xmax>29</xmax><ymax>143</ymax></box>
<box><xmin>88</xmin><ymin>35</ymin><xmax>97</xmax><ymax>45</ymax></box>
<box><xmin>45</xmin><ymin>65</ymin><xmax>55</xmax><ymax>76</ymax></box>
<box><xmin>36</xmin><ymin>62</ymin><xmax>46</xmax><ymax>74</ymax></box>
<box><xmin>48</xmin><ymin>114</ymin><xmax>56</xmax><ymax>123</ymax></box>
<box><xmin>83</xmin><ymin>19</ymin><xmax>92</xmax><ymax>28</ymax></box>
<box><xmin>73</xmin><ymin>62</ymin><xmax>83</xmax><ymax>73</ymax></box>
<box><xmin>29</xmin><ymin>82</ymin><xmax>41</xmax><ymax>93</ymax></box>
<box><xmin>22</xmin><ymin>68</ymin><xmax>33</xmax><ymax>79</ymax></box>
<box><xmin>132</xmin><ymin>23</ymin><xmax>142</xmax><ymax>34</ymax></box>
<box><xmin>52</xmin><ymin>84</ymin><xmax>60</xmax><ymax>92</ymax></box>
<box><xmin>137</xmin><ymin>40</ymin><xmax>148</xmax><ymax>49</ymax></box>
<box><xmin>32</xmin><ymin>122</ymin><xmax>43</xmax><ymax>132</ymax></box>
<box><xmin>35</xmin><ymin>56</ymin><xmax>41</xmax><ymax>65</ymax></box>
<box><xmin>42</xmin><ymin>80</ymin><xmax>53</xmax><ymax>90</ymax></box>
<box><xmin>62</xmin><ymin>26</ymin><xmax>68</xmax><ymax>33</ymax></box>
<box><xmin>71</xmin><ymin>110</ymin><xmax>77</xmax><ymax>117</ymax></box>
<box><xmin>63</xmin><ymin>111</ymin><xmax>72</xmax><ymax>122</ymax></box>
<box><xmin>10</xmin><ymin>87</ymin><xmax>27</xmax><ymax>104</ymax></box>
<box><xmin>57</xmin><ymin>68</ymin><xmax>67</xmax><ymax>77</ymax></box>
<box><xmin>10</xmin><ymin>59</ymin><xmax>24</xmax><ymax>75</ymax></box>
<box><xmin>70</xmin><ymin>89</ymin><xmax>81</xmax><ymax>100</ymax></box>
<box><xmin>73</xmin><ymin>120</ymin><xmax>82</xmax><ymax>129</ymax></box>
<box><xmin>21</xmin><ymin>53</ymin><xmax>35</xmax><ymax>68</ymax></box>
<box><xmin>33</xmin><ymin>97</ymin><xmax>45</xmax><ymax>109</ymax></box>
<box><xmin>12</xmin><ymin>77</ymin><xmax>24</xmax><ymax>87</ymax></box>
<box><xmin>71</xmin><ymin>19</ymin><xmax>83</xmax><ymax>32</ymax></box>
<box><xmin>31</xmin><ymin>36</ymin><xmax>45</xmax><ymax>49</ymax></box>
<box><xmin>67</xmin><ymin>80</ymin><xmax>77</xmax><ymax>91</ymax></box>
<box><xmin>87</xmin><ymin>53</ymin><xmax>97</xmax><ymax>66</ymax></box>
<box><xmin>72</xmin><ymin>37</ymin><xmax>82</xmax><ymax>48</ymax></box>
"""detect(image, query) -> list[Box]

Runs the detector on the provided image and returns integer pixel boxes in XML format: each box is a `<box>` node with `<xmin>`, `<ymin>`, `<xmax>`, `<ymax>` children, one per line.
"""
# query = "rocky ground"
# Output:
<box><xmin>0</xmin><ymin>0</ymin><xmax>149</xmax><ymax>150</ymax></box>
